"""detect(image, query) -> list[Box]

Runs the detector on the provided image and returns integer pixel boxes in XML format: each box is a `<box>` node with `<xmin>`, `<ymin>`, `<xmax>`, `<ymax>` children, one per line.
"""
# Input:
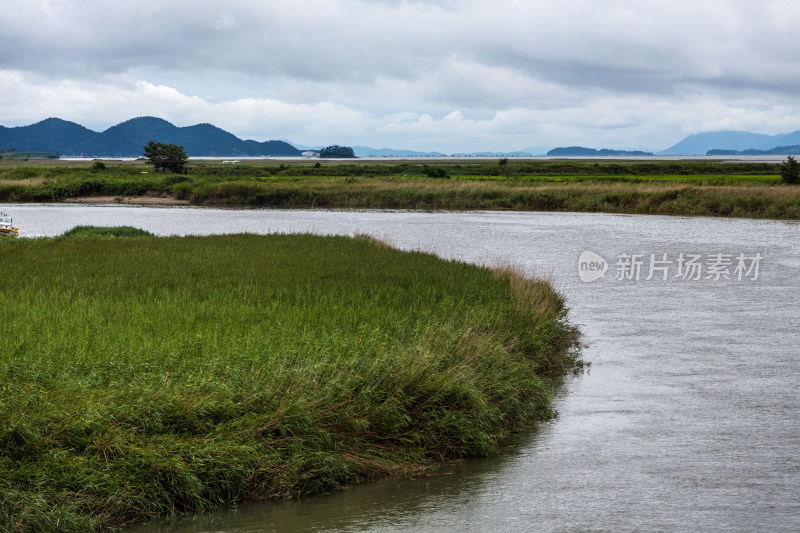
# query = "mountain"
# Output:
<box><xmin>0</xmin><ymin>117</ymin><xmax>301</xmax><ymax>157</ymax></box>
<box><xmin>0</xmin><ymin>118</ymin><xmax>97</xmax><ymax>154</ymax></box>
<box><xmin>661</xmin><ymin>130</ymin><xmax>800</xmax><ymax>155</ymax></box>
<box><xmin>352</xmin><ymin>146</ymin><xmax>446</xmax><ymax>157</ymax></box>
<box><xmin>547</xmin><ymin>146</ymin><xmax>653</xmax><ymax>157</ymax></box>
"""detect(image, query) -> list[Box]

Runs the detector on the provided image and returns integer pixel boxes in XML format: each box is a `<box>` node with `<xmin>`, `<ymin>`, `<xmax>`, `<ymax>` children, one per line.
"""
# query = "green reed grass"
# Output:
<box><xmin>0</xmin><ymin>231</ymin><xmax>581</xmax><ymax>531</ymax></box>
<box><xmin>2</xmin><ymin>159</ymin><xmax>798</xmax><ymax>218</ymax></box>
<box><xmin>182</xmin><ymin>178</ymin><xmax>800</xmax><ymax>218</ymax></box>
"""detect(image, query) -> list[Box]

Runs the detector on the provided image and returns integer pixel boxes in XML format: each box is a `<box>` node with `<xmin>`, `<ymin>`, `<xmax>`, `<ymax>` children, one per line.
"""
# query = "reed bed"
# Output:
<box><xmin>1</xmin><ymin>159</ymin><xmax>796</xmax><ymax>218</ymax></box>
<box><xmin>0</xmin><ymin>230</ymin><xmax>581</xmax><ymax>531</ymax></box>
<box><xmin>186</xmin><ymin>178</ymin><xmax>800</xmax><ymax>218</ymax></box>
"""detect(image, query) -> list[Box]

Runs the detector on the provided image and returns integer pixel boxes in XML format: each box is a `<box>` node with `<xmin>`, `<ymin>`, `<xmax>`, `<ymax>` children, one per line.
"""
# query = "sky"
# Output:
<box><xmin>2</xmin><ymin>0</ymin><xmax>800</xmax><ymax>153</ymax></box>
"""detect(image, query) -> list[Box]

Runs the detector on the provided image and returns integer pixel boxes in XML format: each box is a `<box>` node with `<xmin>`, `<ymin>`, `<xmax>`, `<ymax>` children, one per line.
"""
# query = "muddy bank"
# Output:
<box><xmin>62</xmin><ymin>194</ymin><xmax>189</xmax><ymax>205</ymax></box>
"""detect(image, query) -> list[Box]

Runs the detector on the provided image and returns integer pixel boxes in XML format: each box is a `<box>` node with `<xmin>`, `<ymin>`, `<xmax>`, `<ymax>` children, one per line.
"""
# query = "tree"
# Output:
<box><xmin>142</xmin><ymin>141</ymin><xmax>188</xmax><ymax>173</ymax></box>
<box><xmin>319</xmin><ymin>145</ymin><xmax>356</xmax><ymax>158</ymax></box>
<box><xmin>423</xmin><ymin>164</ymin><xmax>450</xmax><ymax>179</ymax></box>
<box><xmin>780</xmin><ymin>155</ymin><xmax>799</xmax><ymax>184</ymax></box>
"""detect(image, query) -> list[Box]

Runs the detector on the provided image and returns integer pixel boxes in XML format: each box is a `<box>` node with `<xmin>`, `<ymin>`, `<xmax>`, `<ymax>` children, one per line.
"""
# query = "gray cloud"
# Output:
<box><xmin>2</xmin><ymin>0</ymin><xmax>800</xmax><ymax>150</ymax></box>
<box><xmin>5</xmin><ymin>1</ymin><xmax>797</xmax><ymax>88</ymax></box>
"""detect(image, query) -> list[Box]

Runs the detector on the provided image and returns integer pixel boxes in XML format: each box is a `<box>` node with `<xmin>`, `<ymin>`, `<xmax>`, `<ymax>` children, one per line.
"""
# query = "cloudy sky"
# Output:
<box><xmin>2</xmin><ymin>0</ymin><xmax>800</xmax><ymax>153</ymax></box>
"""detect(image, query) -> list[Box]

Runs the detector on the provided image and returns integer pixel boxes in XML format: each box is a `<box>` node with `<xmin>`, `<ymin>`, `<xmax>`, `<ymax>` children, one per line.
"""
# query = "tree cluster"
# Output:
<box><xmin>781</xmin><ymin>156</ymin><xmax>799</xmax><ymax>184</ymax></box>
<box><xmin>423</xmin><ymin>164</ymin><xmax>450</xmax><ymax>179</ymax></box>
<box><xmin>142</xmin><ymin>141</ymin><xmax>189</xmax><ymax>173</ymax></box>
<box><xmin>319</xmin><ymin>145</ymin><xmax>356</xmax><ymax>158</ymax></box>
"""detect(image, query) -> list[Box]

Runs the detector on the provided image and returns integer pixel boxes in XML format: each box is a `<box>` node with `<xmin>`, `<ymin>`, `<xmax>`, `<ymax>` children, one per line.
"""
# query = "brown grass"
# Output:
<box><xmin>0</xmin><ymin>178</ymin><xmax>47</xmax><ymax>186</ymax></box>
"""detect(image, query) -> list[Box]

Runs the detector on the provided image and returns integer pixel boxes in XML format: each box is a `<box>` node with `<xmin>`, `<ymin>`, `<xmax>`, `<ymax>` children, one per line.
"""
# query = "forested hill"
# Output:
<box><xmin>0</xmin><ymin>117</ymin><xmax>301</xmax><ymax>157</ymax></box>
<box><xmin>547</xmin><ymin>146</ymin><xmax>653</xmax><ymax>157</ymax></box>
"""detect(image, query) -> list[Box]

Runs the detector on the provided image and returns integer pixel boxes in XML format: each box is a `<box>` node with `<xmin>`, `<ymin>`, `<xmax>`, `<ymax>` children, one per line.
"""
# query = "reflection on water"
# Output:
<box><xmin>8</xmin><ymin>205</ymin><xmax>799</xmax><ymax>532</ymax></box>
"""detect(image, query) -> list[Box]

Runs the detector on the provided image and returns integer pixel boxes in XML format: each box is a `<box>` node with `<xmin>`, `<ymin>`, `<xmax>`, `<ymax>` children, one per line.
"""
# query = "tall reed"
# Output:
<box><xmin>0</xmin><ymin>231</ymin><xmax>582</xmax><ymax>531</ymax></box>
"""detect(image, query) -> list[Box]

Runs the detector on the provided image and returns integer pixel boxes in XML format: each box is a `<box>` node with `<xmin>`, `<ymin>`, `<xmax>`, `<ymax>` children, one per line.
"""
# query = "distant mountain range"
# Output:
<box><xmin>0</xmin><ymin>117</ymin><xmax>301</xmax><ymax>157</ymax></box>
<box><xmin>660</xmin><ymin>130</ymin><xmax>800</xmax><ymax>155</ymax></box>
<box><xmin>2</xmin><ymin>117</ymin><xmax>800</xmax><ymax>158</ymax></box>
<box><xmin>351</xmin><ymin>146</ymin><xmax>447</xmax><ymax>157</ymax></box>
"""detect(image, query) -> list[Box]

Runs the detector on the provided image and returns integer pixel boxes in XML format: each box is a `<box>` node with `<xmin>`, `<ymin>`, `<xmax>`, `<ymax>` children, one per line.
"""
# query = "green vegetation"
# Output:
<box><xmin>59</xmin><ymin>225</ymin><xmax>155</xmax><ymax>239</ymax></box>
<box><xmin>1</xmin><ymin>158</ymin><xmax>799</xmax><ymax>218</ymax></box>
<box><xmin>0</xmin><ymin>151</ymin><xmax>59</xmax><ymax>160</ymax></box>
<box><xmin>781</xmin><ymin>156</ymin><xmax>799</xmax><ymax>184</ymax></box>
<box><xmin>424</xmin><ymin>165</ymin><xmax>451</xmax><ymax>179</ymax></box>
<box><xmin>0</xmin><ymin>231</ymin><xmax>582</xmax><ymax>531</ymax></box>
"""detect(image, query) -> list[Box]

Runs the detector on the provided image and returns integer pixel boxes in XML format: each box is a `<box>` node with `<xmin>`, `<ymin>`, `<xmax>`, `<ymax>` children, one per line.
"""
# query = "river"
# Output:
<box><xmin>8</xmin><ymin>205</ymin><xmax>799</xmax><ymax>532</ymax></box>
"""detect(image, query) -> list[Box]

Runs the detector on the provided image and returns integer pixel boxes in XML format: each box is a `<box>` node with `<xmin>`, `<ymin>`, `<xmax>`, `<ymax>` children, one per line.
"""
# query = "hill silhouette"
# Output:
<box><xmin>661</xmin><ymin>129</ymin><xmax>800</xmax><ymax>155</ymax></box>
<box><xmin>547</xmin><ymin>146</ymin><xmax>653</xmax><ymax>157</ymax></box>
<box><xmin>0</xmin><ymin>117</ymin><xmax>301</xmax><ymax>157</ymax></box>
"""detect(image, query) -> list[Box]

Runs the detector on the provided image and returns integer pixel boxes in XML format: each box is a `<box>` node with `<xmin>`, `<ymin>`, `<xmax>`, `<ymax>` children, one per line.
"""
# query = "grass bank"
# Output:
<box><xmin>0</xmin><ymin>229</ymin><xmax>582</xmax><ymax>531</ymax></box>
<box><xmin>2</xmin><ymin>159</ymin><xmax>798</xmax><ymax>218</ymax></box>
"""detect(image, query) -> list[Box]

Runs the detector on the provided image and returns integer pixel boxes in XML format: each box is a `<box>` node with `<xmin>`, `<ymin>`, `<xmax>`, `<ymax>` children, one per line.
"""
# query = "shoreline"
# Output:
<box><xmin>62</xmin><ymin>194</ymin><xmax>189</xmax><ymax>206</ymax></box>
